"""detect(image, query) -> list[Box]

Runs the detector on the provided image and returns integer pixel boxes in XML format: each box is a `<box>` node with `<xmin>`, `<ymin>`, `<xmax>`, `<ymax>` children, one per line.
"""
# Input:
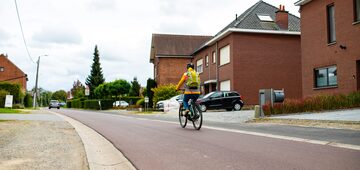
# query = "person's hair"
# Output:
<box><xmin>187</xmin><ymin>63</ymin><xmax>194</xmax><ymax>69</ymax></box>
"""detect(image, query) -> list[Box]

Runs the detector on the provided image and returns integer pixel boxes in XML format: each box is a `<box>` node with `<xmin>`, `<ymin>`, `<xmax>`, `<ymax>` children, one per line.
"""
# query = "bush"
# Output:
<box><xmin>152</xmin><ymin>84</ymin><xmax>180</xmax><ymax>107</ymax></box>
<box><xmin>71</xmin><ymin>99</ymin><xmax>82</xmax><ymax>108</ymax></box>
<box><xmin>0</xmin><ymin>83</ymin><xmax>22</xmax><ymax>104</ymax></box>
<box><xmin>83</xmin><ymin>100</ymin><xmax>100</xmax><ymax>110</ymax></box>
<box><xmin>136</xmin><ymin>98</ymin><xmax>145</xmax><ymax>107</ymax></box>
<box><xmin>0</xmin><ymin>89</ymin><xmax>9</xmax><ymax>108</ymax></box>
<box><xmin>263</xmin><ymin>91</ymin><xmax>360</xmax><ymax>116</ymax></box>
<box><xmin>24</xmin><ymin>93</ymin><xmax>33</xmax><ymax>108</ymax></box>
<box><xmin>13</xmin><ymin>104</ymin><xmax>25</xmax><ymax>109</ymax></box>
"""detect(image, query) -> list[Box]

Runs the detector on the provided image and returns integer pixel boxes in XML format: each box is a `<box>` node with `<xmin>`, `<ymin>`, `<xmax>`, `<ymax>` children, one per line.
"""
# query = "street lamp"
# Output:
<box><xmin>33</xmin><ymin>54</ymin><xmax>48</xmax><ymax>108</ymax></box>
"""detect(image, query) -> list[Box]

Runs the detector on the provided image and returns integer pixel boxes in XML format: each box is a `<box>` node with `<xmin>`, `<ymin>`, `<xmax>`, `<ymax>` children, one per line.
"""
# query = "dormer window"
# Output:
<box><xmin>257</xmin><ymin>14</ymin><xmax>273</xmax><ymax>22</ymax></box>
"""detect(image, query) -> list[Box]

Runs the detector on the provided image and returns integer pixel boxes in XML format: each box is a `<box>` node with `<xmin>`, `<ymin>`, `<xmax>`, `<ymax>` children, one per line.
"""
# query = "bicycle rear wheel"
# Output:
<box><xmin>178</xmin><ymin>105</ymin><xmax>187</xmax><ymax>128</ymax></box>
<box><xmin>191</xmin><ymin>103</ymin><xmax>203</xmax><ymax>130</ymax></box>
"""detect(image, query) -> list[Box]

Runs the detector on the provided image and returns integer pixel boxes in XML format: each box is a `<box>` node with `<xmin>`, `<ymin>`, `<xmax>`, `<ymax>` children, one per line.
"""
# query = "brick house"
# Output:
<box><xmin>192</xmin><ymin>1</ymin><xmax>302</xmax><ymax>104</ymax></box>
<box><xmin>150</xmin><ymin>34</ymin><xmax>211</xmax><ymax>86</ymax></box>
<box><xmin>0</xmin><ymin>54</ymin><xmax>27</xmax><ymax>91</ymax></box>
<box><xmin>295</xmin><ymin>0</ymin><xmax>360</xmax><ymax>97</ymax></box>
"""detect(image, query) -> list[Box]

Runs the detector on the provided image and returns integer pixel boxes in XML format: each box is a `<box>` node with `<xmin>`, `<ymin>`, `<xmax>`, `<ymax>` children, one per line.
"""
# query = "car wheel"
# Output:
<box><xmin>234</xmin><ymin>103</ymin><xmax>242</xmax><ymax>111</ymax></box>
<box><xmin>57</xmin><ymin>107</ymin><xmax>60</xmax><ymax>109</ymax></box>
<box><xmin>49</xmin><ymin>107</ymin><xmax>51</xmax><ymax>109</ymax></box>
<box><xmin>200</xmin><ymin>104</ymin><xmax>207</xmax><ymax>112</ymax></box>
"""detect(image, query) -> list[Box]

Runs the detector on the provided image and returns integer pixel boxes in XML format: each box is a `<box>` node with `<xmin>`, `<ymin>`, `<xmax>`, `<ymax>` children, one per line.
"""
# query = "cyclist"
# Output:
<box><xmin>175</xmin><ymin>63</ymin><xmax>201</xmax><ymax>116</ymax></box>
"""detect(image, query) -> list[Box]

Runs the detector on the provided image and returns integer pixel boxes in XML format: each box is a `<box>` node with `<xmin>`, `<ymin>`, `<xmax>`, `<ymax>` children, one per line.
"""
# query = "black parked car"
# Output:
<box><xmin>196</xmin><ymin>91</ymin><xmax>244</xmax><ymax>112</ymax></box>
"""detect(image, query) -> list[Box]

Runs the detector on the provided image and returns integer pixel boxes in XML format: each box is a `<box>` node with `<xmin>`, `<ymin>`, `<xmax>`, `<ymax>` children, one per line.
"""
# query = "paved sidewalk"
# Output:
<box><xmin>270</xmin><ymin>109</ymin><xmax>360</xmax><ymax>122</ymax></box>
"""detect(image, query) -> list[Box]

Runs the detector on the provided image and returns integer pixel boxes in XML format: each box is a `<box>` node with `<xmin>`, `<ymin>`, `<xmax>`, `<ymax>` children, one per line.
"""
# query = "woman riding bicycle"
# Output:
<box><xmin>175</xmin><ymin>63</ymin><xmax>201</xmax><ymax>116</ymax></box>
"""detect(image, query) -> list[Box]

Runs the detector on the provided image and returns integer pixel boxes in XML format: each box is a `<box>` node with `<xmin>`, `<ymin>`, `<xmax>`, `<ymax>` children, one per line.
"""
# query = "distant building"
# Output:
<box><xmin>0</xmin><ymin>54</ymin><xmax>27</xmax><ymax>91</ymax></box>
<box><xmin>193</xmin><ymin>1</ymin><xmax>302</xmax><ymax>104</ymax></box>
<box><xmin>149</xmin><ymin>34</ymin><xmax>211</xmax><ymax>86</ymax></box>
<box><xmin>295</xmin><ymin>0</ymin><xmax>360</xmax><ymax>97</ymax></box>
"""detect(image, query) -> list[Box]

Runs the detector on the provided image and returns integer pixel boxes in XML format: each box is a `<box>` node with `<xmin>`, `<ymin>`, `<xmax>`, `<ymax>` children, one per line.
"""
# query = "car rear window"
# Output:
<box><xmin>228</xmin><ymin>92</ymin><xmax>239</xmax><ymax>96</ymax></box>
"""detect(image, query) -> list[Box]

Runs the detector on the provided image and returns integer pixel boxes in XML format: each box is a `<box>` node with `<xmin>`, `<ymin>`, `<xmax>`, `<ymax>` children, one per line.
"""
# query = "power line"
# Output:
<box><xmin>14</xmin><ymin>0</ymin><xmax>35</xmax><ymax>64</ymax></box>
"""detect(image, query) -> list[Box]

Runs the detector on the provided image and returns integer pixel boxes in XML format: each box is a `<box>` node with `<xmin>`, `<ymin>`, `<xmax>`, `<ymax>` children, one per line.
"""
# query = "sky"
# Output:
<box><xmin>0</xmin><ymin>0</ymin><xmax>300</xmax><ymax>92</ymax></box>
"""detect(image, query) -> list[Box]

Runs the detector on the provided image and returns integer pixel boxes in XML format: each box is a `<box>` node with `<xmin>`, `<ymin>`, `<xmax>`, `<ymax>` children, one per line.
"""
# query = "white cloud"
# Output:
<box><xmin>32</xmin><ymin>26</ymin><xmax>82</xmax><ymax>45</ymax></box>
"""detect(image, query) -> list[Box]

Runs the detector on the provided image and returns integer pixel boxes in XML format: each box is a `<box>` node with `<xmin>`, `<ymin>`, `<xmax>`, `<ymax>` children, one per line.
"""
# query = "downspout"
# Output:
<box><xmin>216</xmin><ymin>42</ymin><xmax>219</xmax><ymax>91</ymax></box>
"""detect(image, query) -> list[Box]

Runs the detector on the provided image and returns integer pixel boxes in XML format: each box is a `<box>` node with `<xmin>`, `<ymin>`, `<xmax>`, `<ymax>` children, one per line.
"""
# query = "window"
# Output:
<box><xmin>315</xmin><ymin>66</ymin><xmax>337</xmax><ymax>88</ymax></box>
<box><xmin>220</xmin><ymin>80</ymin><xmax>231</xmax><ymax>91</ymax></box>
<box><xmin>196</xmin><ymin>59</ymin><xmax>203</xmax><ymax>73</ymax></box>
<box><xmin>355</xmin><ymin>0</ymin><xmax>360</xmax><ymax>22</ymax></box>
<box><xmin>257</xmin><ymin>14</ymin><xmax>273</xmax><ymax>22</ymax></box>
<box><xmin>327</xmin><ymin>4</ymin><xmax>336</xmax><ymax>43</ymax></box>
<box><xmin>211</xmin><ymin>92</ymin><xmax>223</xmax><ymax>98</ymax></box>
<box><xmin>212</xmin><ymin>52</ymin><xmax>216</xmax><ymax>64</ymax></box>
<box><xmin>205</xmin><ymin>55</ymin><xmax>209</xmax><ymax>67</ymax></box>
<box><xmin>220</xmin><ymin>45</ymin><xmax>230</xmax><ymax>66</ymax></box>
<box><xmin>0</xmin><ymin>67</ymin><xmax>4</xmax><ymax>72</ymax></box>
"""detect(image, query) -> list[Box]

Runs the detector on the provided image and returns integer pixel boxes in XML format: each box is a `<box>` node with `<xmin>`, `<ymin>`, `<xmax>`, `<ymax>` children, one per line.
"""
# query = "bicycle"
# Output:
<box><xmin>178</xmin><ymin>97</ymin><xmax>203</xmax><ymax>130</ymax></box>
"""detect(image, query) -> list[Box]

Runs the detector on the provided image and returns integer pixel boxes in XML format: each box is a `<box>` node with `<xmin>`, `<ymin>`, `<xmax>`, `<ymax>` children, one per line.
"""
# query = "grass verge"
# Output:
<box><xmin>248</xmin><ymin>118</ymin><xmax>360</xmax><ymax>130</ymax></box>
<box><xmin>0</xmin><ymin>108</ymin><xmax>29</xmax><ymax>114</ymax></box>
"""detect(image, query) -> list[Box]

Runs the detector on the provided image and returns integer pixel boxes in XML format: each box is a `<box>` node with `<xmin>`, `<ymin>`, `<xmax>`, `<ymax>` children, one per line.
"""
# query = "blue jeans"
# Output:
<box><xmin>183</xmin><ymin>94</ymin><xmax>200</xmax><ymax>110</ymax></box>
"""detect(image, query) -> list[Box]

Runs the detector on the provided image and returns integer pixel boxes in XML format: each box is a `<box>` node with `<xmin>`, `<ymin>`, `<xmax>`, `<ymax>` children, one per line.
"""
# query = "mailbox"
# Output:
<box><xmin>273</xmin><ymin>90</ymin><xmax>285</xmax><ymax>103</ymax></box>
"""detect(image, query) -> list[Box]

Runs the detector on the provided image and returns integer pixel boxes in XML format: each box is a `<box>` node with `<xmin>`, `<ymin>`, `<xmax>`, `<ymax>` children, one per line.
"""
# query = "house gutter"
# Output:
<box><xmin>192</xmin><ymin>28</ymin><xmax>301</xmax><ymax>55</ymax></box>
<box><xmin>294</xmin><ymin>0</ymin><xmax>312</xmax><ymax>6</ymax></box>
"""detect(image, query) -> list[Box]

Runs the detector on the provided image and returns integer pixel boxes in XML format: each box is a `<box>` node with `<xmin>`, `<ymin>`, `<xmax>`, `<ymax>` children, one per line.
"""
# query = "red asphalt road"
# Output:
<box><xmin>54</xmin><ymin>109</ymin><xmax>360</xmax><ymax>170</ymax></box>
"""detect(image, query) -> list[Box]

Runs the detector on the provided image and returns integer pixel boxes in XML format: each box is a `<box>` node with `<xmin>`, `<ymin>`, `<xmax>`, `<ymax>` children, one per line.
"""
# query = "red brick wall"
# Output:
<box><xmin>194</xmin><ymin>33</ymin><xmax>302</xmax><ymax>105</ymax></box>
<box><xmin>155</xmin><ymin>57</ymin><xmax>191</xmax><ymax>86</ymax></box>
<box><xmin>232</xmin><ymin>33</ymin><xmax>302</xmax><ymax>105</ymax></box>
<box><xmin>0</xmin><ymin>55</ymin><xmax>27</xmax><ymax>91</ymax></box>
<box><xmin>300</xmin><ymin>0</ymin><xmax>360</xmax><ymax>97</ymax></box>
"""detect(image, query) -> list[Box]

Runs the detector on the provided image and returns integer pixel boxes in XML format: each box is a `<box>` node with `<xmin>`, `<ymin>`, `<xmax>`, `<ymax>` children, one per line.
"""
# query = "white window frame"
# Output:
<box><xmin>196</xmin><ymin>59</ymin><xmax>203</xmax><ymax>73</ymax></box>
<box><xmin>220</xmin><ymin>45</ymin><xmax>230</xmax><ymax>66</ymax></box>
<box><xmin>212</xmin><ymin>52</ymin><xmax>216</xmax><ymax>64</ymax></box>
<box><xmin>220</xmin><ymin>80</ymin><xmax>231</xmax><ymax>91</ymax></box>
<box><xmin>0</xmin><ymin>67</ymin><xmax>4</xmax><ymax>72</ymax></box>
<box><xmin>205</xmin><ymin>55</ymin><xmax>209</xmax><ymax>67</ymax></box>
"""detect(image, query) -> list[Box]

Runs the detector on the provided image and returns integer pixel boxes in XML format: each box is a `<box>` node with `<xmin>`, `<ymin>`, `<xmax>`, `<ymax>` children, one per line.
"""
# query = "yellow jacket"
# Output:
<box><xmin>176</xmin><ymin>68</ymin><xmax>201</xmax><ymax>94</ymax></box>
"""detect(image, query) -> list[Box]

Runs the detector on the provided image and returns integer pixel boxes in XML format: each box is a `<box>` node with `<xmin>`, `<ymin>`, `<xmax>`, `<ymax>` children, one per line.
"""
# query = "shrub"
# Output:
<box><xmin>0</xmin><ymin>89</ymin><xmax>9</xmax><ymax>108</ymax></box>
<box><xmin>67</xmin><ymin>100</ymin><xmax>72</xmax><ymax>108</ymax></box>
<box><xmin>13</xmin><ymin>104</ymin><xmax>24</xmax><ymax>109</ymax></box>
<box><xmin>262</xmin><ymin>91</ymin><xmax>360</xmax><ymax>116</ymax></box>
<box><xmin>71</xmin><ymin>99</ymin><xmax>82</xmax><ymax>108</ymax></box>
<box><xmin>24</xmin><ymin>93</ymin><xmax>33</xmax><ymax>108</ymax></box>
<box><xmin>136</xmin><ymin>98</ymin><xmax>145</xmax><ymax>107</ymax></box>
<box><xmin>152</xmin><ymin>84</ymin><xmax>180</xmax><ymax>107</ymax></box>
<box><xmin>0</xmin><ymin>83</ymin><xmax>22</xmax><ymax>104</ymax></box>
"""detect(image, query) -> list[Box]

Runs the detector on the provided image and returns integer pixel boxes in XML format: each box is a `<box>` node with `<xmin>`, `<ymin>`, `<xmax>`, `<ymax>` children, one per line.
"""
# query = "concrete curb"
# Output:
<box><xmin>49</xmin><ymin>111</ymin><xmax>136</xmax><ymax>170</ymax></box>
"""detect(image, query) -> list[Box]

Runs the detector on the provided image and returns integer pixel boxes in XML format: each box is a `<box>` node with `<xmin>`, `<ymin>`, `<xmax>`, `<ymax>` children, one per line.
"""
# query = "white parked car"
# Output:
<box><xmin>113</xmin><ymin>100</ymin><xmax>129</xmax><ymax>107</ymax></box>
<box><xmin>156</xmin><ymin>94</ymin><xmax>183</xmax><ymax>112</ymax></box>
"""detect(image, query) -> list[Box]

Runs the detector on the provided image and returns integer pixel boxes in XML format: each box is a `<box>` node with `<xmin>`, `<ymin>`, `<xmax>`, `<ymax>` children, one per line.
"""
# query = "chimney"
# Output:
<box><xmin>276</xmin><ymin>5</ymin><xmax>289</xmax><ymax>30</ymax></box>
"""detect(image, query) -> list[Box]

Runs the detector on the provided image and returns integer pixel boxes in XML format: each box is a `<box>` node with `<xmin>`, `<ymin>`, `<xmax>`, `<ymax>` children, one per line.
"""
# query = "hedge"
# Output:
<box><xmin>119</xmin><ymin>96</ymin><xmax>142</xmax><ymax>105</ymax></box>
<box><xmin>262</xmin><ymin>91</ymin><xmax>360</xmax><ymax>116</ymax></box>
<box><xmin>67</xmin><ymin>99</ymin><xmax>113</xmax><ymax>110</ymax></box>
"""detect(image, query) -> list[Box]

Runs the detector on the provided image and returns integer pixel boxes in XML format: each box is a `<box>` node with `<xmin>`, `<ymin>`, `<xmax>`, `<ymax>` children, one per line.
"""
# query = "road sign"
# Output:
<box><xmin>5</xmin><ymin>95</ymin><xmax>13</xmax><ymax>108</ymax></box>
<box><xmin>85</xmin><ymin>86</ymin><xmax>90</xmax><ymax>96</ymax></box>
<box><xmin>144</xmin><ymin>97</ymin><xmax>149</xmax><ymax>103</ymax></box>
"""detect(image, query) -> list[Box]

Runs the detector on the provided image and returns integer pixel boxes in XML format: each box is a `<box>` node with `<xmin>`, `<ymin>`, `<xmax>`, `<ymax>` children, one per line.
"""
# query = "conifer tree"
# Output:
<box><xmin>85</xmin><ymin>45</ymin><xmax>105</xmax><ymax>98</ymax></box>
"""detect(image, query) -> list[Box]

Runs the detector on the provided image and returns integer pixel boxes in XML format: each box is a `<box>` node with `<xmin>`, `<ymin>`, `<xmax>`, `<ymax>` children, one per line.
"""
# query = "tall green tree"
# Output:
<box><xmin>129</xmin><ymin>77</ymin><xmax>141</xmax><ymax>96</ymax></box>
<box><xmin>86</xmin><ymin>45</ymin><xmax>105</xmax><ymax>98</ymax></box>
<box><xmin>51</xmin><ymin>90</ymin><xmax>67</xmax><ymax>102</ymax></box>
<box><xmin>108</xmin><ymin>79</ymin><xmax>131</xmax><ymax>99</ymax></box>
<box><xmin>146</xmin><ymin>78</ymin><xmax>157</xmax><ymax>108</ymax></box>
<box><xmin>71</xmin><ymin>80</ymin><xmax>85</xmax><ymax>99</ymax></box>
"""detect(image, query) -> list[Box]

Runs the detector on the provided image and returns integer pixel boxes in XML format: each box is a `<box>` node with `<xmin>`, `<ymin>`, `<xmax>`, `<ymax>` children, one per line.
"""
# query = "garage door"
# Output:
<box><xmin>220</xmin><ymin>80</ymin><xmax>230</xmax><ymax>91</ymax></box>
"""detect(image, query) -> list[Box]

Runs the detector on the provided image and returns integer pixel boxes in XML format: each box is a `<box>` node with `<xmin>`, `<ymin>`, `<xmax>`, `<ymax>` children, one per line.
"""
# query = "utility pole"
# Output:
<box><xmin>33</xmin><ymin>55</ymin><xmax>47</xmax><ymax>108</ymax></box>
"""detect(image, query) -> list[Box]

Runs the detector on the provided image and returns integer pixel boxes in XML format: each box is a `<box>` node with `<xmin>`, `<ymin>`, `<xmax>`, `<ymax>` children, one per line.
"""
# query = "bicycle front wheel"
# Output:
<box><xmin>191</xmin><ymin>104</ymin><xmax>203</xmax><ymax>130</ymax></box>
<box><xmin>179</xmin><ymin>106</ymin><xmax>187</xmax><ymax>128</ymax></box>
